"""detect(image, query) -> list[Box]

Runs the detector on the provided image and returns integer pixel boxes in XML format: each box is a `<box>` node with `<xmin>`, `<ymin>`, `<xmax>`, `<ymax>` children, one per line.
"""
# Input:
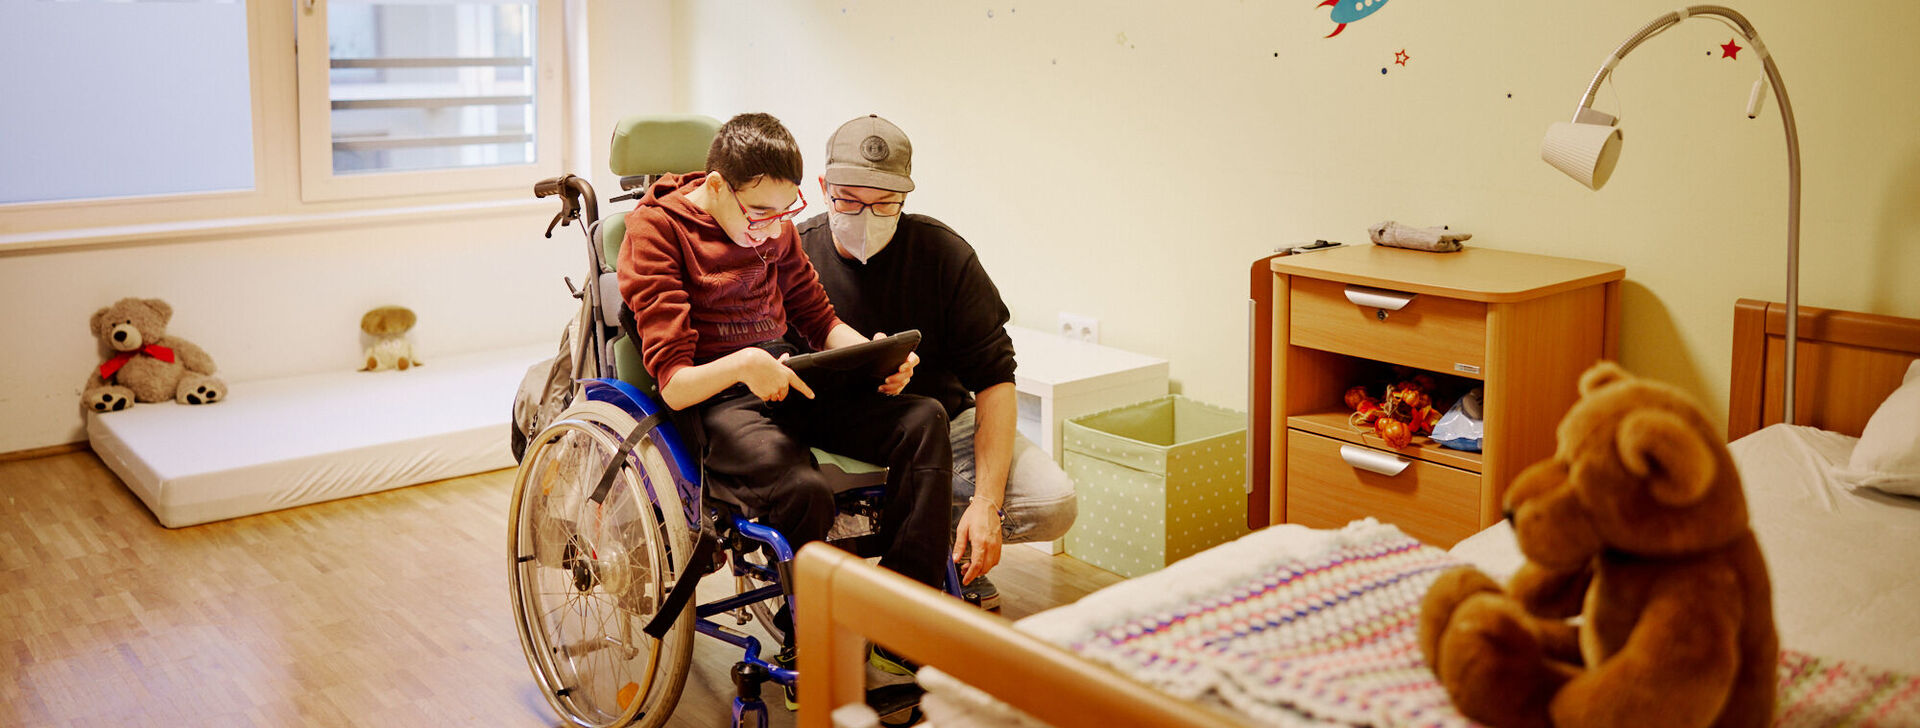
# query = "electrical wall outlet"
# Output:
<box><xmin>1058</xmin><ymin>312</ymin><xmax>1099</xmax><ymax>343</ymax></box>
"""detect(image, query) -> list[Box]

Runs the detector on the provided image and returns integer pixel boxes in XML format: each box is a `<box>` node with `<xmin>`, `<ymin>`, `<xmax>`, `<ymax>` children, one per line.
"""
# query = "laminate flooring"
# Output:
<box><xmin>0</xmin><ymin>452</ymin><xmax>1123</xmax><ymax>727</ymax></box>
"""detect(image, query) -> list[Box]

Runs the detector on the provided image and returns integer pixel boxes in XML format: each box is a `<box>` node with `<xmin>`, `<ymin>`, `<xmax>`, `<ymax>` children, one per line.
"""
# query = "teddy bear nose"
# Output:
<box><xmin>113</xmin><ymin>330</ymin><xmax>127</xmax><ymax>342</ymax></box>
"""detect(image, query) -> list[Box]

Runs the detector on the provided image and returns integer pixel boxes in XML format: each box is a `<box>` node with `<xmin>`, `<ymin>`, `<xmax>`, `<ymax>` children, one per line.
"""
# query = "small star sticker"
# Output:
<box><xmin>1394</xmin><ymin>49</ymin><xmax>1410</xmax><ymax>66</ymax></box>
<box><xmin>1721</xmin><ymin>38</ymin><xmax>1743</xmax><ymax>59</ymax></box>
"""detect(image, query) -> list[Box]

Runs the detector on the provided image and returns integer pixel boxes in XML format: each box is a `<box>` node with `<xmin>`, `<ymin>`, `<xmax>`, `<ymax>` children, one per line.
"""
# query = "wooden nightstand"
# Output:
<box><xmin>1264</xmin><ymin>245</ymin><xmax>1623</xmax><ymax>547</ymax></box>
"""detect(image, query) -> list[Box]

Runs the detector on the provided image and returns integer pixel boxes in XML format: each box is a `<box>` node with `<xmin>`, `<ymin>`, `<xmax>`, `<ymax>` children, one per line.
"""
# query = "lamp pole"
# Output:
<box><xmin>1564</xmin><ymin>6</ymin><xmax>1801</xmax><ymax>424</ymax></box>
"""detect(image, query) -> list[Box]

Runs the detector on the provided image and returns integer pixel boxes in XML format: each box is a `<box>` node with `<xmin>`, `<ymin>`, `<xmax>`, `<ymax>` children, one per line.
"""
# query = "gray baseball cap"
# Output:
<box><xmin>824</xmin><ymin>115</ymin><xmax>915</xmax><ymax>192</ymax></box>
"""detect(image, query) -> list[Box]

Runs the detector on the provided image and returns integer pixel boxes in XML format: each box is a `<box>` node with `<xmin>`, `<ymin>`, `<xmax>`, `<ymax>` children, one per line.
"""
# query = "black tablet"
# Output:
<box><xmin>784</xmin><ymin>330</ymin><xmax>922</xmax><ymax>397</ymax></box>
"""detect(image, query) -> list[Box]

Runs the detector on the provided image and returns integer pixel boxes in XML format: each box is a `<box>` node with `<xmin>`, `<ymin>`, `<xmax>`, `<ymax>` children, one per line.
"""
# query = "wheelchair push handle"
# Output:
<box><xmin>532</xmin><ymin>175</ymin><xmax>567</xmax><ymax>199</ymax></box>
<box><xmin>532</xmin><ymin>174</ymin><xmax>601</xmax><ymax>239</ymax></box>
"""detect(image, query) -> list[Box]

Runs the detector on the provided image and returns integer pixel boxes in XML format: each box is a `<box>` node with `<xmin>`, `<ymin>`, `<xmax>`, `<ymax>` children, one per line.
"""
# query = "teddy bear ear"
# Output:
<box><xmin>1578</xmin><ymin>361</ymin><xmax>1631</xmax><ymax>396</ymax></box>
<box><xmin>1616</xmin><ymin>408</ymin><xmax>1717</xmax><ymax>507</ymax></box>
<box><xmin>143</xmin><ymin>298</ymin><xmax>173</xmax><ymax>322</ymax></box>
<box><xmin>89</xmin><ymin>307</ymin><xmax>111</xmax><ymax>336</ymax></box>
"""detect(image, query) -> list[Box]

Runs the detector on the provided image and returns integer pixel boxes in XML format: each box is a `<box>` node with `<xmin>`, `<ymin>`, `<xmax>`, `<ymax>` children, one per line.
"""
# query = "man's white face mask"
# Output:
<box><xmin>830</xmin><ymin>208</ymin><xmax>900</xmax><ymax>264</ymax></box>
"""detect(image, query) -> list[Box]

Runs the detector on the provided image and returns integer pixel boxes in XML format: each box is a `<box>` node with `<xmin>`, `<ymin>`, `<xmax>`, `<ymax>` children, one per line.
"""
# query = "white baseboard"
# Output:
<box><xmin>1022</xmin><ymin>539</ymin><xmax>1064</xmax><ymax>555</ymax></box>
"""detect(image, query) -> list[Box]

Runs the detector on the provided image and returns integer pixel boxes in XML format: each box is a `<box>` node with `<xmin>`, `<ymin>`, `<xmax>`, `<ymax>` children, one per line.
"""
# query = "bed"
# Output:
<box><xmin>794</xmin><ymin>299</ymin><xmax>1920</xmax><ymax>728</ymax></box>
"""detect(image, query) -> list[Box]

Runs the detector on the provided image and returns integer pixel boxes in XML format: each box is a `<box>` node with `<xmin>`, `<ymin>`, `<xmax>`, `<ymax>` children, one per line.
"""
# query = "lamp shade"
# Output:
<box><xmin>1541</xmin><ymin>121</ymin><xmax>1625</xmax><ymax>189</ymax></box>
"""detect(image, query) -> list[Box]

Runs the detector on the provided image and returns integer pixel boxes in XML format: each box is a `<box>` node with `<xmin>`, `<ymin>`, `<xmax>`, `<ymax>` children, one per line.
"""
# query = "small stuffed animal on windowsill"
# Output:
<box><xmin>360</xmin><ymin>305</ymin><xmax>422</xmax><ymax>372</ymax></box>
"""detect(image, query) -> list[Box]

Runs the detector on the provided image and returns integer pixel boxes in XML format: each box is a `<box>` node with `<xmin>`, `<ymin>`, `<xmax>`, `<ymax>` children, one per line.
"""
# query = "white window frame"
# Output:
<box><xmin>292</xmin><ymin>0</ymin><xmax>565</xmax><ymax>202</ymax></box>
<box><xmin>0</xmin><ymin>0</ymin><xmax>271</xmax><ymax>222</ymax></box>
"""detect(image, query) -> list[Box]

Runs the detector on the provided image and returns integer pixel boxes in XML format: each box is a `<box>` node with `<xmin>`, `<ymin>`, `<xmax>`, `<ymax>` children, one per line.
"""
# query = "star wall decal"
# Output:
<box><xmin>1721</xmin><ymin>38</ymin><xmax>1743</xmax><ymax>59</ymax></box>
<box><xmin>1394</xmin><ymin>49</ymin><xmax>1410</xmax><ymax>66</ymax></box>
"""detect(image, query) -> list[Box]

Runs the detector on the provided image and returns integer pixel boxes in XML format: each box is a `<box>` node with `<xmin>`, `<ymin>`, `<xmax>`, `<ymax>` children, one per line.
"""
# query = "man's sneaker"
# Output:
<box><xmin>774</xmin><ymin>646</ymin><xmax>799</xmax><ymax>711</ymax></box>
<box><xmin>868</xmin><ymin>643</ymin><xmax>920</xmax><ymax>676</ymax></box>
<box><xmin>960</xmin><ymin>573</ymin><xmax>1002</xmax><ymax>612</ymax></box>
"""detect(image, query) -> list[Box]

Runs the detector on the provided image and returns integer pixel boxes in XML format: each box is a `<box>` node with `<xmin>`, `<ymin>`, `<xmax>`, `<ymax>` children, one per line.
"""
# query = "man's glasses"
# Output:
<box><xmin>828</xmin><ymin>197</ymin><xmax>903</xmax><ymax>217</ymax></box>
<box><xmin>737</xmin><ymin>187</ymin><xmax>807</xmax><ymax>230</ymax></box>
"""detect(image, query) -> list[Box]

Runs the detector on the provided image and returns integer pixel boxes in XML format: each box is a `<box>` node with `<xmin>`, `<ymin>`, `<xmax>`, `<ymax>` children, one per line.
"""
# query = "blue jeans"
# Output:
<box><xmin>948</xmin><ymin>407</ymin><xmax>1078</xmax><ymax>544</ymax></box>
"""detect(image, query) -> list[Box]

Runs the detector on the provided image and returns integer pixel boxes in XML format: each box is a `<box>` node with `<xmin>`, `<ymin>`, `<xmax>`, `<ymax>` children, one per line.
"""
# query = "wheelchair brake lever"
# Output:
<box><xmin>564</xmin><ymin>276</ymin><xmax>582</xmax><ymax>298</ymax></box>
<box><xmin>544</xmin><ymin>192</ymin><xmax>583</xmax><ymax>238</ymax></box>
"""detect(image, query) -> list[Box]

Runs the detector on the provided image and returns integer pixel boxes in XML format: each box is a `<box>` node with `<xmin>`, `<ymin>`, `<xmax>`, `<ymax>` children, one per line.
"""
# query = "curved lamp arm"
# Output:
<box><xmin>1556</xmin><ymin>5</ymin><xmax>1802</xmax><ymax>424</ymax></box>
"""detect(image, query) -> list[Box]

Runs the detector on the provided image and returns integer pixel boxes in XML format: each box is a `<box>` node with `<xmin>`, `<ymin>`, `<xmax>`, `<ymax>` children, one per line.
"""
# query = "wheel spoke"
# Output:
<box><xmin>510</xmin><ymin>414</ymin><xmax>692</xmax><ymax>728</ymax></box>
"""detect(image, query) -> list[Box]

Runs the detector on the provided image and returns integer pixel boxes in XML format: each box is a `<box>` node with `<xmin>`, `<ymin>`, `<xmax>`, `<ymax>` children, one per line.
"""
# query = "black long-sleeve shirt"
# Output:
<box><xmin>796</xmin><ymin>213</ymin><xmax>1016</xmax><ymax>419</ymax></box>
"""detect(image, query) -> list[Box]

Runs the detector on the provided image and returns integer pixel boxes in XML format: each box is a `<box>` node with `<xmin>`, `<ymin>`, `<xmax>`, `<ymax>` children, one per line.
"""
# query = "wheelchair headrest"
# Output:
<box><xmin>610</xmin><ymin>114</ymin><xmax>722</xmax><ymax>179</ymax></box>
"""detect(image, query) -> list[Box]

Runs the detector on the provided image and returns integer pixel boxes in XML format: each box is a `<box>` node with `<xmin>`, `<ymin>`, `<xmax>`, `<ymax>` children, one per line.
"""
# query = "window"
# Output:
<box><xmin>0</xmin><ymin>0</ymin><xmax>256</xmax><ymax>205</ymax></box>
<box><xmin>295</xmin><ymin>0</ymin><xmax>562</xmax><ymax>201</ymax></box>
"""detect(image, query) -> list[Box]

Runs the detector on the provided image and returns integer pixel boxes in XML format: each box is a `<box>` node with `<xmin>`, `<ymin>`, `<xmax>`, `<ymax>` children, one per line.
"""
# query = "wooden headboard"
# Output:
<box><xmin>1728</xmin><ymin>299</ymin><xmax>1920</xmax><ymax>441</ymax></box>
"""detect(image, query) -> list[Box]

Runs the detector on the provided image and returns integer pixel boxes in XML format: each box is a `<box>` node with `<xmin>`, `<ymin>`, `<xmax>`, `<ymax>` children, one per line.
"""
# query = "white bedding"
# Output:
<box><xmin>1456</xmin><ymin>424</ymin><xmax>1920</xmax><ymax>674</ymax></box>
<box><xmin>1733</xmin><ymin>424</ymin><xmax>1920</xmax><ymax>673</ymax></box>
<box><xmin>88</xmin><ymin>345</ymin><xmax>547</xmax><ymax>528</ymax></box>
<box><xmin>921</xmin><ymin>423</ymin><xmax>1920</xmax><ymax>726</ymax></box>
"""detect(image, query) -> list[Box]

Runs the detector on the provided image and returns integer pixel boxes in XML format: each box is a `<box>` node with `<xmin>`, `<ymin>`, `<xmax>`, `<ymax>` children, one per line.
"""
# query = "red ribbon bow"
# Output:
<box><xmin>99</xmin><ymin>344</ymin><xmax>176</xmax><ymax>380</ymax></box>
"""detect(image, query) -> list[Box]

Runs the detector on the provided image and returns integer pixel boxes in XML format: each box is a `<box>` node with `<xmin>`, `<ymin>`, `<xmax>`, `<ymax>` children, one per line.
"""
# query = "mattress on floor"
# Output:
<box><xmin>88</xmin><ymin>344</ymin><xmax>551</xmax><ymax>528</ymax></box>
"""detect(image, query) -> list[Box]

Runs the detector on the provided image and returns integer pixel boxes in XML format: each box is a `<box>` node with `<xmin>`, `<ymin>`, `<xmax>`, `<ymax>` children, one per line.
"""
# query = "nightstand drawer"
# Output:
<box><xmin>1290</xmin><ymin>278</ymin><xmax>1487</xmax><ymax>378</ymax></box>
<box><xmin>1285</xmin><ymin>429</ymin><xmax>1480</xmax><ymax>547</ymax></box>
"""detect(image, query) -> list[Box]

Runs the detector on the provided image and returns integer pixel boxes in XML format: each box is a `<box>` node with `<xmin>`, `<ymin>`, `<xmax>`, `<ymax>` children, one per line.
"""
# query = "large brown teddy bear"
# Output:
<box><xmin>1418</xmin><ymin>362</ymin><xmax>1776</xmax><ymax>728</ymax></box>
<box><xmin>83</xmin><ymin>297</ymin><xmax>227</xmax><ymax>412</ymax></box>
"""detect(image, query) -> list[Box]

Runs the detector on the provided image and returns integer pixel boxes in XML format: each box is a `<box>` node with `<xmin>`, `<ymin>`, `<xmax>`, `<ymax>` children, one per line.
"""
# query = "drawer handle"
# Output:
<box><xmin>1340</xmin><ymin>445</ymin><xmax>1411</xmax><ymax>476</ymax></box>
<box><xmin>1343</xmin><ymin>285</ymin><xmax>1417</xmax><ymax>312</ymax></box>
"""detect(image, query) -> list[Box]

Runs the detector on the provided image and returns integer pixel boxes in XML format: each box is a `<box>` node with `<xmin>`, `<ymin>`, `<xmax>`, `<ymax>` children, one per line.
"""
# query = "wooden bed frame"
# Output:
<box><xmin>798</xmin><ymin>299</ymin><xmax>1920</xmax><ymax>728</ymax></box>
<box><xmin>1728</xmin><ymin>298</ymin><xmax>1920</xmax><ymax>440</ymax></box>
<box><xmin>794</xmin><ymin>545</ymin><xmax>1244</xmax><ymax>728</ymax></box>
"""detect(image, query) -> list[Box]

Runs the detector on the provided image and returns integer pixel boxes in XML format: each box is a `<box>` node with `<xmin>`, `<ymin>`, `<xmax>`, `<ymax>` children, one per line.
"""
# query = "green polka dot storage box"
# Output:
<box><xmin>1063</xmin><ymin>395</ymin><xmax>1250</xmax><ymax>578</ymax></box>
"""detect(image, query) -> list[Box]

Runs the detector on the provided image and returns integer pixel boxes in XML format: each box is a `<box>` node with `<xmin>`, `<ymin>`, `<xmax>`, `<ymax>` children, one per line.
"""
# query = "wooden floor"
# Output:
<box><xmin>0</xmin><ymin>452</ymin><xmax>1123</xmax><ymax>727</ymax></box>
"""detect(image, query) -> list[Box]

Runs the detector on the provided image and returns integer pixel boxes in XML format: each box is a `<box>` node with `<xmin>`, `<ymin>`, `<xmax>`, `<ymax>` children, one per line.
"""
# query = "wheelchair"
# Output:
<box><xmin>508</xmin><ymin>114</ymin><xmax>958</xmax><ymax>728</ymax></box>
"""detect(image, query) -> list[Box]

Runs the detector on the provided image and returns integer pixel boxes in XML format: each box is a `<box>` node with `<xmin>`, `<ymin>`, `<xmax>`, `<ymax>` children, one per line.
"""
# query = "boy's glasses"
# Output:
<box><xmin>737</xmin><ymin>187</ymin><xmax>807</xmax><ymax>230</ymax></box>
<box><xmin>828</xmin><ymin>197</ymin><xmax>904</xmax><ymax>217</ymax></box>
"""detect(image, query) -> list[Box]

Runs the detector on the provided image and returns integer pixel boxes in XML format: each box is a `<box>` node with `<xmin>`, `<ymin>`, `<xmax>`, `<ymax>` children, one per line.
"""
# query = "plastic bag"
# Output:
<box><xmin>1431</xmin><ymin>387</ymin><xmax>1483</xmax><ymax>452</ymax></box>
<box><xmin>511</xmin><ymin>314</ymin><xmax>581</xmax><ymax>462</ymax></box>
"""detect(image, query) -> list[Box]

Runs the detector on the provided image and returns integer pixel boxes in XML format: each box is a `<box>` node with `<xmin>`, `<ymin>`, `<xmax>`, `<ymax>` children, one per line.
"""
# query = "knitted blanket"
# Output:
<box><xmin>945</xmin><ymin>521</ymin><xmax>1920</xmax><ymax>728</ymax></box>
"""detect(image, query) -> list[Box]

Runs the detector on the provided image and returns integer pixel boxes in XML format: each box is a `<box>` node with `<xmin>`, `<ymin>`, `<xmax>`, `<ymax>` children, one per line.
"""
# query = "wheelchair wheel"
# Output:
<box><xmin>509</xmin><ymin>400</ymin><xmax>695</xmax><ymax>728</ymax></box>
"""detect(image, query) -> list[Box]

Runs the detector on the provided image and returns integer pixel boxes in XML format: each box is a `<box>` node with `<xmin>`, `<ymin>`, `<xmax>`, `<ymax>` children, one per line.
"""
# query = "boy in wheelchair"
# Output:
<box><xmin>615</xmin><ymin>112</ymin><xmax>954</xmax><ymax>671</ymax></box>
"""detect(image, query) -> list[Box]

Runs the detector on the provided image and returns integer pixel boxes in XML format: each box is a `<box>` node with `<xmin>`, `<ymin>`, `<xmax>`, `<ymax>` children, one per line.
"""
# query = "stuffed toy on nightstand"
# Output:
<box><xmin>1417</xmin><ymin>362</ymin><xmax>1777</xmax><ymax>728</ymax></box>
<box><xmin>83</xmin><ymin>297</ymin><xmax>227</xmax><ymax>411</ymax></box>
<box><xmin>360</xmin><ymin>306</ymin><xmax>422</xmax><ymax>372</ymax></box>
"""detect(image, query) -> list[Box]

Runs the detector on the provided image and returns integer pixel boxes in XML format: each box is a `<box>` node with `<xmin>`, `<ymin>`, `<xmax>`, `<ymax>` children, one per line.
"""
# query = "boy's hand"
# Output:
<box><xmin>736</xmin><ymin>348</ymin><xmax>814</xmax><ymax>403</ymax></box>
<box><xmin>874</xmin><ymin>331</ymin><xmax>918</xmax><ymax>396</ymax></box>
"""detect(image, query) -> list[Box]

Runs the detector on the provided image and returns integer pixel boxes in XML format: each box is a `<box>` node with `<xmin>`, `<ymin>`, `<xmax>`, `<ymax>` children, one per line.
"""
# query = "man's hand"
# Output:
<box><xmin>952</xmin><ymin>498</ymin><xmax>1003</xmax><ymax>585</ymax></box>
<box><xmin>873</xmin><ymin>331</ymin><xmax>918</xmax><ymax>396</ymax></box>
<box><xmin>734</xmin><ymin>347</ymin><xmax>815</xmax><ymax>403</ymax></box>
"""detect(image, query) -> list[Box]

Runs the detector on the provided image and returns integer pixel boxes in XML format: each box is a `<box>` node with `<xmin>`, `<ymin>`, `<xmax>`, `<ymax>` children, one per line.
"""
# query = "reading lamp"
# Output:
<box><xmin>1541</xmin><ymin>5</ymin><xmax>1803</xmax><ymax>423</ymax></box>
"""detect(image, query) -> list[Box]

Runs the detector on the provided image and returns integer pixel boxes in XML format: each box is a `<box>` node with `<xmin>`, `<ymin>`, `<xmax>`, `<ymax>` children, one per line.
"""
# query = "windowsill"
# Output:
<box><xmin>0</xmin><ymin>197</ymin><xmax>553</xmax><ymax>254</ymax></box>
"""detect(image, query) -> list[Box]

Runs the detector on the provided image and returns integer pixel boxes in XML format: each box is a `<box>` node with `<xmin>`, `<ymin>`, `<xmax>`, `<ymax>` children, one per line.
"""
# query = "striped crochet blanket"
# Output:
<box><xmin>1010</xmin><ymin>521</ymin><xmax>1920</xmax><ymax>728</ymax></box>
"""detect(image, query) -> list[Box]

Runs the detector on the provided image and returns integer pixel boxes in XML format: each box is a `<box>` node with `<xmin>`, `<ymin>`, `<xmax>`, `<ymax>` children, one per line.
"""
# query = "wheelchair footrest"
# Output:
<box><xmin>865</xmin><ymin>682</ymin><xmax>925</xmax><ymax>720</ymax></box>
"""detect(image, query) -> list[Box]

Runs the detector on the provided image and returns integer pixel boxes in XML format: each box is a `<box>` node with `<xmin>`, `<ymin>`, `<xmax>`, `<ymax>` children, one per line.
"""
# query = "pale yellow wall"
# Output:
<box><xmin>647</xmin><ymin>0</ymin><xmax>1920</xmax><ymax>425</ymax></box>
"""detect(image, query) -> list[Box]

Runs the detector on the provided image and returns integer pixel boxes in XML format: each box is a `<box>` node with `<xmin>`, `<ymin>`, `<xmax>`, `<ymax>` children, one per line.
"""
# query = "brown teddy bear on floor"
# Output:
<box><xmin>82</xmin><ymin>297</ymin><xmax>227</xmax><ymax>412</ymax></box>
<box><xmin>1418</xmin><ymin>362</ymin><xmax>1776</xmax><ymax>728</ymax></box>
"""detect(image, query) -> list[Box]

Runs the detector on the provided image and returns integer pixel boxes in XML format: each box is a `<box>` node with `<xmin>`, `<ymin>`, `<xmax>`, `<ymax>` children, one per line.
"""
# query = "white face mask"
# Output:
<box><xmin>829</xmin><ymin>209</ymin><xmax>900</xmax><ymax>263</ymax></box>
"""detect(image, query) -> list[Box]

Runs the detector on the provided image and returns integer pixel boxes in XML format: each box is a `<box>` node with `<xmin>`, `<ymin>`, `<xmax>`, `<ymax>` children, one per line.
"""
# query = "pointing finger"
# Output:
<box><xmin>788</xmin><ymin>370</ymin><xmax>816</xmax><ymax>400</ymax></box>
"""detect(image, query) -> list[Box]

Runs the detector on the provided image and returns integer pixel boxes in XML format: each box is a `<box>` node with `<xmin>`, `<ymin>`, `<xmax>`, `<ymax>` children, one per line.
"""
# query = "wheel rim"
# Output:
<box><xmin>510</xmin><ymin>415</ymin><xmax>679</xmax><ymax>727</ymax></box>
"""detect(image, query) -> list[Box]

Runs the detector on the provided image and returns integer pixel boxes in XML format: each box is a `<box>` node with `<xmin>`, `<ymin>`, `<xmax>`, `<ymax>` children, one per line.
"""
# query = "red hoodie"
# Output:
<box><xmin>617</xmin><ymin>173</ymin><xmax>842</xmax><ymax>389</ymax></box>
